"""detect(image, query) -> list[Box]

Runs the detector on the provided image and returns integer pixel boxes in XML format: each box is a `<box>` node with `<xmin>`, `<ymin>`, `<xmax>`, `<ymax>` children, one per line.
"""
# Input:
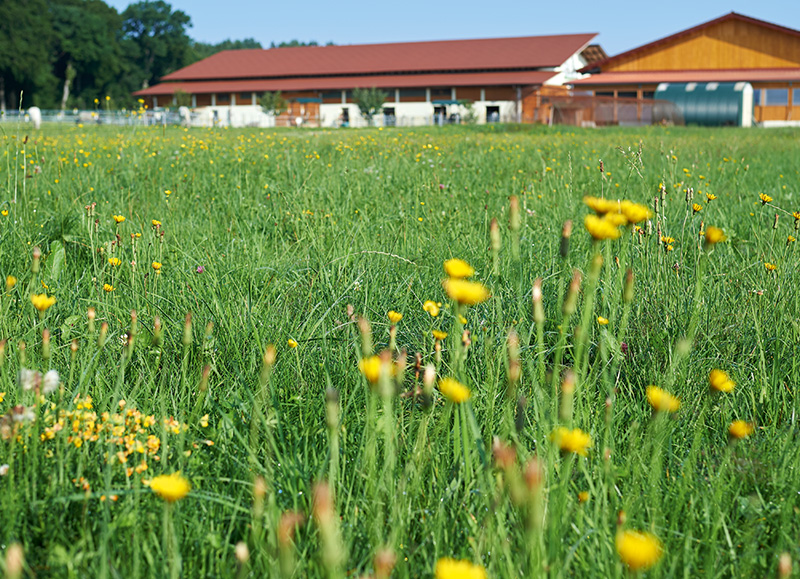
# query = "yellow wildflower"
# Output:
<box><xmin>704</xmin><ymin>226</ymin><xmax>725</xmax><ymax>245</ymax></box>
<box><xmin>423</xmin><ymin>300</ymin><xmax>441</xmax><ymax>317</ymax></box>
<box><xmin>615</xmin><ymin>530</ymin><xmax>663</xmax><ymax>571</ymax></box>
<box><xmin>578</xmin><ymin>491</ymin><xmax>590</xmax><ymax>503</ymax></box>
<box><xmin>692</xmin><ymin>203</ymin><xmax>703</xmax><ymax>214</ymax></box>
<box><xmin>31</xmin><ymin>293</ymin><xmax>56</xmax><ymax>311</ymax></box>
<box><xmin>6</xmin><ymin>275</ymin><xmax>16</xmax><ymax>290</ymax></box>
<box><xmin>660</xmin><ymin>236</ymin><xmax>675</xmax><ymax>245</ymax></box>
<box><xmin>152</xmin><ymin>220</ymin><xmax>162</xmax><ymax>227</ymax></box>
<box><xmin>788</xmin><ymin>235</ymin><xmax>796</xmax><ymax>245</ymax></box>
<box><xmin>706</xmin><ymin>193</ymin><xmax>717</xmax><ymax>202</ymax></box>
<box><xmin>112</xmin><ymin>215</ymin><xmax>126</xmax><ymax>224</ymax></box>
<box><xmin>709</xmin><ymin>369</ymin><xmax>735</xmax><ymax>393</ymax></box>
<box><xmin>435</xmin><ymin>558</ymin><xmax>487</xmax><ymax>579</ymax></box>
<box><xmin>108</xmin><ymin>257</ymin><xmax>121</xmax><ymax>266</ymax></box>
<box><xmin>728</xmin><ymin>420</ymin><xmax>754</xmax><ymax>440</ymax></box>
<box><xmin>583</xmin><ymin>196</ymin><xmax>619</xmax><ymax>215</ymax></box>
<box><xmin>793</xmin><ymin>211</ymin><xmax>800</xmax><ymax>221</ymax></box>
<box><xmin>149</xmin><ymin>473</ymin><xmax>191</xmax><ymax>502</ymax></box>
<box><xmin>443</xmin><ymin>258</ymin><xmax>475</xmax><ymax>279</ymax></box>
<box><xmin>432</xmin><ymin>330</ymin><xmax>448</xmax><ymax>340</ymax></box>
<box><xmin>764</xmin><ymin>262</ymin><xmax>777</xmax><ymax>272</ymax></box>
<box><xmin>200</xmin><ymin>414</ymin><xmax>209</xmax><ymax>428</ymax></box>
<box><xmin>438</xmin><ymin>377</ymin><xmax>471</xmax><ymax>403</ymax></box>
<box><xmin>287</xmin><ymin>338</ymin><xmax>298</xmax><ymax>348</ymax></box>
<box><xmin>584</xmin><ymin>214</ymin><xmax>621</xmax><ymax>240</ymax></box>
<box><xmin>597</xmin><ymin>316</ymin><xmax>609</xmax><ymax>326</ymax></box>
<box><xmin>103</xmin><ymin>284</ymin><xmax>114</xmax><ymax>292</ymax></box>
<box><xmin>359</xmin><ymin>355</ymin><xmax>382</xmax><ymax>384</ymax></box>
<box><xmin>0</xmin><ymin>210</ymin><xmax>8</xmax><ymax>217</ymax></box>
<box><xmin>550</xmin><ymin>427</ymin><xmax>592</xmax><ymax>456</ymax></box>
<box><xmin>443</xmin><ymin>279</ymin><xmax>490</xmax><ymax>306</ymax></box>
<box><xmin>387</xmin><ymin>310</ymin><xmax>403</xmax><ymax>324</ymax></box>
<box><xmin>602</xmin><ymin>212</ymin><xmax>629</xmax><ymax>227</ymax></box>
<box><xmin>619</xmin><ymin>200</ymin><xmax>652</xmax><ymax>223</ymax></box>
<box><xmin>646</xmin><ymin>385</ymin><xmax>680</xmax><ymax>413</ymax></box>
<box><xmin>152</xmin><ymin>261</ymin><xmax>162</xmax><ymax>271</ymax></box>
<box><xmin>759</xmin><ymin>193</ymin><xmax>772</xmax><ymax>204</ymax></box>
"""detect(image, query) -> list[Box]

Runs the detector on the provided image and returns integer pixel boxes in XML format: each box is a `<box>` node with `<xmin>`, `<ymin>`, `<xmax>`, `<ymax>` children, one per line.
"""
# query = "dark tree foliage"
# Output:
<box><xmin>191</xmin><ymin>38</ymin><xmax>262</xmax><ymax>62</ymax></box>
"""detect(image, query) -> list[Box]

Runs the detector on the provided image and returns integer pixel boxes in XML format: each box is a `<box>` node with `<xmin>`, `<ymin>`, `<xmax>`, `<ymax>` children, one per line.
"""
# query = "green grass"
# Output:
<box><xmin>0</xmin><ymin>122</ymin><xmax>798</xmax><ymax>578</ymax></box>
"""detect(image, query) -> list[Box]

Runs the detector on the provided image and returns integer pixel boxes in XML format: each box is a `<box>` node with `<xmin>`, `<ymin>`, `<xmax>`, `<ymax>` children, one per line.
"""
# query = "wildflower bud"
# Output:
<box><xmin>523</xmin><ymin>457</ymin><xmax>544</xmax><ymax>491</ymax></box>
<box><xmin>617</xmin><ymin>510</ymin><xmax>627</xmax><ymax>527</ymax></box>
<box><xmin>646</xmin><ymin>219</ymin><xmax>653</xmax><ymax>236</ymax></box>
<box><xmin>598</xmin><ymin>159</ymin><xmax>604</xmax><ymax>174</ymax></box>
<box><xmin>492</xmin><ymin>436</ymin><xmax>517</xmax><ymax>470</ymax></box>
<box><xmin>562</xmin><ymin>270</ymin><xmax>582</xmax><ymax>316</ymax></box>
<box><xmin>358</xmin><ymin>316</ymin><xmax>373</xmax><ymax>357</ymax></box>
<box><xmin>462</xmin><ymin>329</ymin><xmax>471</xmax><ymax>352</ymax></box>
<box><xmin>422</xmin><ymin>364</ymin><xmax>436</xmax><ymax>409</ymax></box>
<box><xmin>490</xmin><ymin>217</ymin><xmax>501</xmax><ymax>251</ymax></box>
<box><xmin>604</xmin><ymin>447</ymin><xmax>612</xmax><ymax>461</ymax></box>
<box><xmin>264</xmin><ymin>344</ymin><xmax>277</xmax><ymax>368</ymax></box>
<box><xmin>507</xmin><ymin>330</ymin><xmax>520</xmax><ymax>390</ymax></box>
<box><xmin>434</xmin><ymin>337</ymin><xmax>442</xmax><ymax>367</ymax></box>
<box><xmin>660</xmin><ymin>185</ymin><xmax>667</xmax><ymax>211</ymax></box>
<box><xmin>31</xmin><ymin>246</ymin><xmax>41</xmax><ymax>274</ymax></box>
<box><xmin>278</xmin><ymin>510</ymin><xmax>304</xmax><ymax>548</ymax></box>
<box><xmin>325</xmin><ymin>388</ymin><xmax>339</xmax><ymax>430</ymax></box>
<box><xmin>18</xmin><ymin>341</ymin><xmax>26</xmax><ymax>366</ymax></box>
<box><xmin>532</xmin><ymin>278</ymin><xmax>545</xmax><ymax>324</ymax></box>
<box><xmin>509</xmin><ymin>195</ymin><xmax>520</xmax><ymax>232</ymax></box>
<box><xmin>152</xmin><ymin>316</ymin><xmax>163</xmax><ymax>347</ymax></box>
<box><xmin>685</xmin><ymin>187</ymin><xmax>693</xmax><ymax>203</ymax></box>
<box><xmin>200</xmin><ymin>364</ymin><xmax>210</xmax><ymax>392</ymax></box>
<box><xmin>0</xmin><ymin>339</ymin><xmax>6</xmax><ymax>368</ymax></box>
<box><xmin>623</xmin><ymin>269</ymin><xmax>634</xmax><ymax>303</ymax></box>
<box><xmin>87</xmin><ymin>307</ymin><xmax>96</xmax><ymax>334</ymax></box>
<box><xmin>374</xmin><ymin>548</ymin><xmax>397</xmax><ymax>579</ymax></box>
<box><xmin>234</xmin><ymin>542</ymin><xmax>249</xmax><ymax>564</ymax></box>
<box><xmin>181</xmin><ymin>312</ymin><xmax>193</xmax><ymax>346</ymax></box>
<box><xmin>560</xmin><ymin>220</ymin><xmax>572</xmax><ymax>259</ymax></box>
<box><xmin>253</xmin><ymin>476</ymin><xmax>267</xmax><ymax>520</ymax></box>
<box><xmin>41</xmin><ymin>328</ymin><xmax>51</xmax><ymax>360</ymax></box>
<box><xmin>560</xmin><ymin>369</ymin><xmax>576</xmax><ymax>423</ymax></box>
<box><xmin>70</xmin><ymin>338</ymin><xmax>78</xmax><ymax>357</ymax></box>
<box><xmin>773</xmin><ymin>213</ymin><xmax>779</xmax><ymax>230</ymax></box>
<box><xmin>98</xmin><ymin>322</ymin><xmax>108</xmax><ymax>348</ymax></box>
<box><xmin>5</xmin><ymin>542</ymin><xmax>24</xmax><ymax>579</ymax></box>
<box><xmin>414</xmin><ymin>352</ymin><xmax>422</xmax><ymax>381</ymax></box>
<box><xmin>778</xmin><ymin>553</ymin><xmax>792</xmax><ymax>578</ymax></box>
<box><xmin>346</xmin><ymin>303</ymin><xmax>356</xmax><ymax>321</ymax></box>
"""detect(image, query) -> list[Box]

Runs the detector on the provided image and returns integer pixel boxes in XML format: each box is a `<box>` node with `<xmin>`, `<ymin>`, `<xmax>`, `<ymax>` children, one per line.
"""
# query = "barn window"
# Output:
<box><xmin>794</xmin><ymin>90</ymin><xmax>800</xmax><ymax>106</ymax></box>
<box><xmin>764</xmin><ymin>89</ymin><xmax>788</xmax><ymax>106</ymax></box>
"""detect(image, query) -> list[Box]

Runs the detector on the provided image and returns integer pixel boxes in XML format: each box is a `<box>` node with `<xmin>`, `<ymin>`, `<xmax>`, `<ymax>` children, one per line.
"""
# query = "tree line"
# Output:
<box><xmin>0</xmin><ymin>0</ymin><xmax>327</xmax><ymax>111</ymax></box>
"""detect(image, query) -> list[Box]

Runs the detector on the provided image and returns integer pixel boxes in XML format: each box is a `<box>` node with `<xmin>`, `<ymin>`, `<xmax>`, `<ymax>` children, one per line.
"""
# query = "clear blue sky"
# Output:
<box><xmin>105</xmin><ymin>0</ymin><xmax>800</xmax><ymax>57</ymax></box>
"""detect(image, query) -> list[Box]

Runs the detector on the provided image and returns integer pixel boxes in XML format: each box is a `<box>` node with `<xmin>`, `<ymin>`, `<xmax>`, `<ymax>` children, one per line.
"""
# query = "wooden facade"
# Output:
<box><xmin>575</xmin><ymin>13</ymin><xmax>800</xmax><ymax>124</ymax></box>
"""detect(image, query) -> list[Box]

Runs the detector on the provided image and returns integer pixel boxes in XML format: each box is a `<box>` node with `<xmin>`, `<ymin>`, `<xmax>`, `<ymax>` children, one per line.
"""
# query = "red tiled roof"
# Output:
<box><xmin>581</xmin><ymin>12</ymin><xmax>800</xmax><ymax>73</ymax></box>
<box><xmin>572</xmin><ymin>68</ymin><xmax>800</xmax><ymax>86</ymax></box>
<box><xmin>135</xmin><ymin>70</ymin><xmax>559</xmax><ymax>96</ymax></box>
<box><xmin>163</xmin><ymin>34</ymin><xmax>596</xmax><ymax>81</ymax></box>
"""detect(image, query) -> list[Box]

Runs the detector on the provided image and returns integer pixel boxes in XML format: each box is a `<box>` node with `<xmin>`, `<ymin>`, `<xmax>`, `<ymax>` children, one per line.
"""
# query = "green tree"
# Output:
<box><xmin>259</xmin><ymin>91</ymin><xmax>287</xmax><ymax>117</ymax></box>
<box><xmin>0</xmin><ymin>0</ymin><xmax>55</xmax><ymax>110</ymax></box>
<box><xmin>191</xmin><ymin>38</ymin><xmax>262</xmax><ymax>62</ymax></box>
<box><xmin>121</xmin><ymin>1</ymin><xmax>193</xmax><ymax>90</ymax></box>
<box><xmin>352</xmin><ymin>87</ymin><xmax>387</xmax><ymax>125</ymax></box>
<box><xmin>49</xmin><ymin>0</ymin><xmax>125</xmax><ymax>109</ymax></box>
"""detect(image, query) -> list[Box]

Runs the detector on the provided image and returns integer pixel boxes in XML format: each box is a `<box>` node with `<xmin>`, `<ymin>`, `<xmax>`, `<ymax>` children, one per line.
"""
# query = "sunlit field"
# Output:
<box><xmin>0</xmin><ymin>122</ymin><xmax>798</xmax><ymax>578</ymax></box>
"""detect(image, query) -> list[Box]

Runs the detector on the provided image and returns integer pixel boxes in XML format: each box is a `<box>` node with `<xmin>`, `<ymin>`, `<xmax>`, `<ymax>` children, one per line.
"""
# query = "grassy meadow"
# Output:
<box><xmin>0</xmin><ymin>121</ymin><xmax>799</xmax><ymax>578</ymax></box>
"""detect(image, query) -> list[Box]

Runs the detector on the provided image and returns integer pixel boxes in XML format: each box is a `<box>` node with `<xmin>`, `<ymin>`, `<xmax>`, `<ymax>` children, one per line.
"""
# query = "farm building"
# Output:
<box><xmin>133</xmin><ymin>34</ymin><xmax>598</xmax><ymax>127</ymax></box>
<box><xmin>572</xmin><ymin>12</ymin><xmax>800</xmax><ymax>126</ymax></box>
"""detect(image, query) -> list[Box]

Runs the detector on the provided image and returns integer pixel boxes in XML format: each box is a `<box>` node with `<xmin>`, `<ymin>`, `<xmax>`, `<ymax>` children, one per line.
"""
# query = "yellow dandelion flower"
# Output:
<box><xmin>438</xmin><ymin>377</ymin><xmax>471</xmax><ymax>403</ymax></box>
<box><xmin>435</xmin><ymin>558</ymin><xmax>487</xmax><ymax>579</ymax></box>
<box><xmin>1</xmin><ymin>209</ymin><xmax>8</xmax><ymax>217</ymax></box>
<box><xmin>793</xmin><ymin>211</ymin><xmax>800</xmax><ymax>221</ymax></box>
<box><xmin>709</xmin><ymin>369</ymin><xmax>735</xmax><ymax>393</ymax></box>
<box><xmin>597</xmin><ymin>316</ymin><xmax>609</xmax><ymax>326</ymax></box>
<box><xmin>759</xmin><ymin>193</ymin><xmax>772</xmax><ymax>205</ymax></box>
<box><xmin>788</xmin><ymin>235</ymin><xmax>796</xmax><ymax>245</ymax></box>
<box><xmin>443</xmin><ymin>258</ymin><xmax>475</xmax><ymax>279</ymax></box>
<box><xmin>151</xmin><ymin>261</ymin><xmax>162</xmax><ymax>271</ymax></box>
<box><xmin>112</xmin><ymin>215</ymin><xmax>126</xmax><ymax>224</ymax></box>
<box><xmin>152</xmin><ymin>220</ymin><xmax>162</xmax><ymax>226</ymax></box>
<box><xmin>615</xmin><ymin>530</ymin><xmax>663</xmax><ymax>571</ymax></box>
<box><xmin>602</xmin><ymin>212</ymin><xmax>629</xmax><ymax>227</ymax></box>
<box><xmin>108</xmin><ymin>257</ymin><xmax>121</xmax><ymax>266</ymax></box>
<box><xmin>359</xmin><ymin>355</ymin><xmax>382</xmax><ymax>384</ymax></box>
<box><xmin>646</xmin><ymin>385</ymin><xmax>680</xmax><ymax>413</ymax></box>
<box><xmin>432</xmin><ymin>330</ymin><xmax>448</xmax><ymax>340</ymax></box>
<box><xmin>578</xmin><ymin>491</ymin><xmax>590</xmax><ymax>503</ymax></box>
<box><xmin>423</xmin><ymin>300</ymin><xmax>441</xmax><ymax>317</ymax></box>
<box><xmin>706</xmin><ymin>193</ymin><xmax>717</xmax><ymax>202</ymax></box>
<box><xmin>585</xmin><ymin>214</ymin><xmax>622</xmax><ymax>240</ymax></box>
<box><xmin>764</xmin><ymin>262</ymin><xmax>777</xmax><ymax>272</ymax></box>
<box><xmin>550</xmin><ymin>427</ymin><xmax>592</xmax><ymax>456</ymax></box>
<box><xmin>692</xmin><ymin>203</ymin><xmax>703</xmax><ymax>214</ymax></box>
<box><xmin>443</xmin><ymin>278</ymin><xmax>490</xmax><ymax>306</ymax></box>
<box><xmin>728</xmin><ymin>420</ymin><xmax>754</xmax><ymax>440</ymax></box>
<box><xmin>149</xmin><ymin>473</ymin><xmax>191</xmax><ymax>502</ymax></box>
<box><xmin>103</xmin><ymin>284</ymin><xmax>114</xmax><ymax>292</ymax></box>
<box><xmin>666</xmin><ymin>244</ymin><xmax>674</xmax><ymax>252</ymax></box>
<box><xmin>31</xmin><ymin>293</ymin><xmax>56</xmax><ymax>311</ymax></box>
<box><xmin>619</xmin><ymin>200</ymin><xmax>652</xmax><ymax>223</ymax></box>
<box><xmin>583</xmin><ymin>196</ymin><xmax>619</xmax><ymax>215</ymax></box>
<box><xmin>200</xmin><ymin>414</ymin><xmax>209</xmax><ymax>428</ymax></box>
<box><xmin>660</xmin><ymin>236</ymin><xmax>675</xmax><ymax>245</ymax></box>
<box><xmin>458</xmin><ymin>314</ymin><xmax>467</xmax><ymax>325</ymax></box>
<box><xmin>287</xmin><ymin>338</ymin><xmax>298</xmax><ymax>348</ymax></box>
<box><xmin>6</xmin><ymin>275</ymin><xmax>17</xmax><ymax>290</ymax></box>
<box><xmin>704</xmin><ymin>226</ymin><xmax>725</xmax><ymax>245</ymax></box>
<box><xmin>387</xmin><ymin>310</ymin><xmax>403</xmax><ymax>324</ymax></box>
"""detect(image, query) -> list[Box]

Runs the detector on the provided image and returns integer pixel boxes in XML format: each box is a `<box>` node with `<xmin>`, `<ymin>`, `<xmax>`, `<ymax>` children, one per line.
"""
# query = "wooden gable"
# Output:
<box><xmin>605</xmin><ymin>16</ymin><xmax>800</xmax><ymax>72</ymax></box>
